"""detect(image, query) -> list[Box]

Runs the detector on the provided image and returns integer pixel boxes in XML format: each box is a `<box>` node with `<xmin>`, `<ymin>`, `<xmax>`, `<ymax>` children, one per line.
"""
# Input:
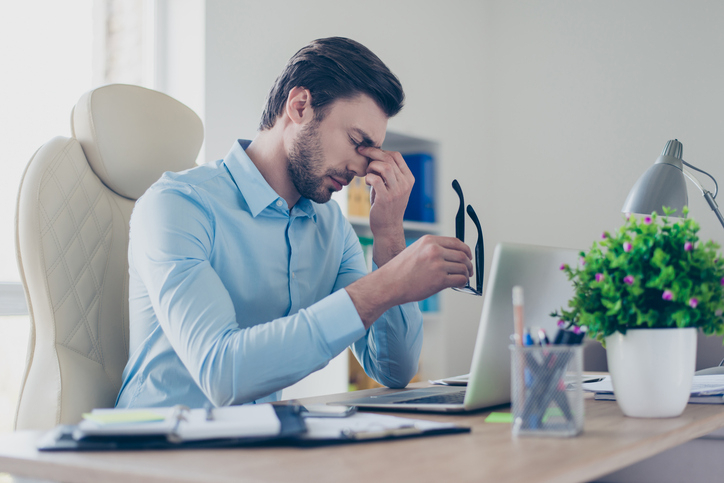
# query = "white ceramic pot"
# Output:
<box><xmin>605</xmin><ymin>327</ymin><xmax>697</xmax><ymax>418</ymax></box>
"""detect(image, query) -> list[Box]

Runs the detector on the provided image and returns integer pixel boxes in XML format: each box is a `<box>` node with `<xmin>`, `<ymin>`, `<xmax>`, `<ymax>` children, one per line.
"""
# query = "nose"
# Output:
<box><xmin>350</xmin><ymin>147</ymin><xmax>373</xmax><ymax>176</ymax></box>
<box><xmin>349</xmin><ymin>151</ymin><xmax>370</xmax><ymax>178</ymax></box>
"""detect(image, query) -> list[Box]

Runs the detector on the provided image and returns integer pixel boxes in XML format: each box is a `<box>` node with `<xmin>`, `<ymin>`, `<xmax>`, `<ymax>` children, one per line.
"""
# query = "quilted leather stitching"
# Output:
<box><xmin>39</xmin><ymin>143</ymin><xmax>114</xmax><ymax>365</ymax></box>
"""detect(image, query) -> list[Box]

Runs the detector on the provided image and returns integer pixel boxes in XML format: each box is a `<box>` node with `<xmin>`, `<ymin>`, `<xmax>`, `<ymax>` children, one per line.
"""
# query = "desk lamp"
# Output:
<box><xmin>621</xmin><ymin>139</ymin><xmax>724</xmax><ymax>229</ymax></box>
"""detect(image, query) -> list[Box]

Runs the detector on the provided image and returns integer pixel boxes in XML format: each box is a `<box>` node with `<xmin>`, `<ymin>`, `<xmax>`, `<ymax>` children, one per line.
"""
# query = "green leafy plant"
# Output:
<box><xmin>554</xmin><ymin>207</ymin><xmax>724</xmax><ymax>342</ymax></box>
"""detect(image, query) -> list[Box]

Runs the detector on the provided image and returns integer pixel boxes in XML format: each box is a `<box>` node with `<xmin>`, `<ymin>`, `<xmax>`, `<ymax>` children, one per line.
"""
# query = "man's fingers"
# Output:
<box><xmin>424</xmin><ymin>236</ymin><xmax>473</xmax><ymax>260</ymax></box>
<box><xmin>446</xmin><ymin>273</ymin><xmax>471</xmax><ymax>289</ymax></box>
<box><xmin>358</xmin><ymin>146</ymin><xmax>412</xmax><ymax>177</ymax></box>
<box><xmin>367</xmin><ymin>160</ymin><xmax>399</xmax><ymax>188</ymax></box>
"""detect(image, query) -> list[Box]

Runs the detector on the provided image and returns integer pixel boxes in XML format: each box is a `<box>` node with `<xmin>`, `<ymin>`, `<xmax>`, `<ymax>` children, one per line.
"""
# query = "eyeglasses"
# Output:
<box><xmin>451</xmin><ymin>179</ymin><xmax>484</xmax><ymax>296</ymax></box>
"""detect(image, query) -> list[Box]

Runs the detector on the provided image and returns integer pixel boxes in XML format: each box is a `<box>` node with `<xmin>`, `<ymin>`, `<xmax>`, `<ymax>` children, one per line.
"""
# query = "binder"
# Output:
<box><xmin>403</xmin><ymin>153</ymin><xmax>435</xmax><ymax>223</ymax></box>
<box><xmin>37</xmin><ymin>405</ymin><xmax>305</xmax><ymax>451</ymax></box>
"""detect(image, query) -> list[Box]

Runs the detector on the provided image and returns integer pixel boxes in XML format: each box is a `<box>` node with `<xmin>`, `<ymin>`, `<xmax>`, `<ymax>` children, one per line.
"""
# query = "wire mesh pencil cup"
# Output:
<box><xmin>510</xmin><ymin>345</ymin><xmax>584</xmax><ymax>437</ymax></box>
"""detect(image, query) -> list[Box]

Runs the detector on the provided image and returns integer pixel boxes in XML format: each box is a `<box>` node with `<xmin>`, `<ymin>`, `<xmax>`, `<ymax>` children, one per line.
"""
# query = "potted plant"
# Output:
<box><xmin>554</xmin><ymin>207</ymin><xmax>724</xmax><ymax>418</ymax></box>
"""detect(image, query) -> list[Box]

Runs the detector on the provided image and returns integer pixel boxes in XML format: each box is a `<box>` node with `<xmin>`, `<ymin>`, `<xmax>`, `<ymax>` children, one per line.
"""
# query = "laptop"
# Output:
<box><xmin>332</xmin><ymin>242</ymin><xmax>580</xmax><ymax>413</ymax></box>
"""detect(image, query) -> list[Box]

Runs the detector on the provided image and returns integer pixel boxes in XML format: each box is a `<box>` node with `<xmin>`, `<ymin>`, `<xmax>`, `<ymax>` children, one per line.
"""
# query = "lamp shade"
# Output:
<box><xmin>621</xmin><ymin>139</ymin><xmax>688</xmax><ymax>217</ymax></box>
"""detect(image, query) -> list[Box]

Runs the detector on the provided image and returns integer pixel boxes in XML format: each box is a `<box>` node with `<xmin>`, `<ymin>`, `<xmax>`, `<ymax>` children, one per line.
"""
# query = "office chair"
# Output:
<box><xmin>14</xmin><ymin>84</ymin><xmax>203</xmax><ymax>430</ymax></box>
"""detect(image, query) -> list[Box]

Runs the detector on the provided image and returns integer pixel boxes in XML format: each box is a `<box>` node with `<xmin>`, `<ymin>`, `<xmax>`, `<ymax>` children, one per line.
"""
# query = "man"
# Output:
<box><xmin>116</xmin><ymin>37</ymin><xmax>473</xmax><ymax>409</ymax></box>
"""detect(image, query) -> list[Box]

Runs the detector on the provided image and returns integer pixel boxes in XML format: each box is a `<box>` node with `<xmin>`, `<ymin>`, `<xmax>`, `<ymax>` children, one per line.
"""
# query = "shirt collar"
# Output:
<box><xmin>222</xmin><ymin>140</ymin><xmax>317</xmax><ymax>221</ymax></box>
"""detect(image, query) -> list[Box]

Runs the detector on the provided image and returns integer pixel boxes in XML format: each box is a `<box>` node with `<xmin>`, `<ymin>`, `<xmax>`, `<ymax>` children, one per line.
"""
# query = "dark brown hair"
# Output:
<box><xmin>259</xmin><ymin>37</ymin><xmax>404</xmax><ymax>130</ymax></box>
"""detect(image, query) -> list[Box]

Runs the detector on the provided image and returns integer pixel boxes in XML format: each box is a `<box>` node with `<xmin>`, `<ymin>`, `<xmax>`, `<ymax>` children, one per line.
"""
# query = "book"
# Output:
<box><xmin>347</xmin><ymin>177</ymin><xmax>371</xmax><ymax>217</ymax></box>
<box><xmin>358</xmin><ymin>236</ymin><xmax>374</xmax><ymax>273</ymax></box>
<box><xmin>403</xmin><ymin>153</ymin><xmax>435</xmax><ymax>223</ymax></box>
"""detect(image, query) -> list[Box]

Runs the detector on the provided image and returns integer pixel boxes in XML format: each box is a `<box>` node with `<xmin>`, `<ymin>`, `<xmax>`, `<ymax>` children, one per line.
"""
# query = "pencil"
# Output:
<box><xmin>512</xmin><ymin>285</ymin><xmax>525</xmax><ymax>346</ymax></box>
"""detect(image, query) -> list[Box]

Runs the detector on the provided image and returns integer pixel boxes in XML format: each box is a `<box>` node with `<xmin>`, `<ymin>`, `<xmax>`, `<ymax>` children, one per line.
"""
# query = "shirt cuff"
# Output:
<box><xmin>312</xmin><ymin>289</ymin><xmax>366</xmax><ymax>355</ymax></box>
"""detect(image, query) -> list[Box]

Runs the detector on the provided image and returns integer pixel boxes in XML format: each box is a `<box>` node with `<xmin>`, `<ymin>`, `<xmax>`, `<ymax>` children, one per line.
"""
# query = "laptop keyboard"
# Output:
<box><xmin>393</xmin><ymin>390</ymin><xmax>466</xmax><ymax>405</ymax></box>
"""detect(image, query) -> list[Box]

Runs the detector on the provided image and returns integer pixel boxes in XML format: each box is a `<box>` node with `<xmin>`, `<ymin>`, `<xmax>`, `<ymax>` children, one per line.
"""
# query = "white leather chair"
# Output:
<box><xmin>14</xmin><ymin>84</ymin><xmax>203</xmax><ymax>430</ymax></box>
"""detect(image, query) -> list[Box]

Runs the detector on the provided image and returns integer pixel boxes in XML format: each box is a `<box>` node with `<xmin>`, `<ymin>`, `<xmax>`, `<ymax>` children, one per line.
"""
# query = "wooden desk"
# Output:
<box><xmin>1</xmin><ymin>386</ymin><xmax>724</xmax><ymax>483</ymax></box>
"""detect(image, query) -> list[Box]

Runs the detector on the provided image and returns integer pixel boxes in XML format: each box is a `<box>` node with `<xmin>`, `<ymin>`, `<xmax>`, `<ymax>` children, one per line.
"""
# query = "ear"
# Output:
<box><xmin>285</xmin><ymin>87</ymin><xmax>314</xmax><ymax>125</ymax></box>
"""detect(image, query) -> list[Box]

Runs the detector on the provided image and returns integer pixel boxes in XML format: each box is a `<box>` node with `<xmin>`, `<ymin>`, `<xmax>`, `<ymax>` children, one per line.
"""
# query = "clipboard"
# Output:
<box><xmin>37</xmin><ymin>405</ymin><xmax>306</xmax><ymax>451</ymax></box>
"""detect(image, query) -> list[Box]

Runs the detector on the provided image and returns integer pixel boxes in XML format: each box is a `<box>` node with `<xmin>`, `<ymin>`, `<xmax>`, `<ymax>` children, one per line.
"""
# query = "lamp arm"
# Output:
<box><xmin>703</xmin><ymin>191</ymin><xmax>724</xmax><ymax>230</ymax></box>
<box><xmin>683</xmin><ymin>160</ymin><xmax>718</xmax><ymax>198</ymax></box>
<box><xmin>683</xmin><ymin>167</ymin><xmax>724</xmax><ymax>230</ymax></box>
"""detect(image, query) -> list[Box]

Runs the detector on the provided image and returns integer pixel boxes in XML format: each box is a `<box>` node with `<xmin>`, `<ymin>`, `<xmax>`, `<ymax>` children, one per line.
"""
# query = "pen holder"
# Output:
<box><xmin>510</xmin><ymin>345</ymin><xmax>584</xmax><ymax>437</ymax></box>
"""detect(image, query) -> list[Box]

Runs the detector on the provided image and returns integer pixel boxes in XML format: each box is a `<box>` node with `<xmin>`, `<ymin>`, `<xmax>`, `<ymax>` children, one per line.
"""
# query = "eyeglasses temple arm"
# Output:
<box><xmin>452</xmin><ymin>180</ymin><xmax>465</xmax><ymax>242</ymax></box>
<box><xmin>466</xmin><ymin>205</ymin><xmax>484</xmax><ymax>294</ymax></box>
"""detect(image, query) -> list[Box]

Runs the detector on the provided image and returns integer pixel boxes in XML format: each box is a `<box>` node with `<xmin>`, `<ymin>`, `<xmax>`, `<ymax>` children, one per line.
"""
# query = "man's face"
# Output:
<box><xmin>287</xmin><ymin>94</ymin><xmax>388</xmax><ymax>203</ymax></box>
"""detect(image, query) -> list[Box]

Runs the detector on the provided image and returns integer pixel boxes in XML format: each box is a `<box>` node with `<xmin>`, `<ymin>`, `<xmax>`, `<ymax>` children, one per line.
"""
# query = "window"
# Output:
<box><xmin>0</xmin><ymin>0</ymin><xmax>94</xmax><ymax>433</ymax></box>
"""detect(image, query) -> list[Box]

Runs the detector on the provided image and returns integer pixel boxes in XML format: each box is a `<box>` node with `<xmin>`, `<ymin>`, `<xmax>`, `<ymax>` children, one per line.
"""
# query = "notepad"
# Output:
<box><xmin>76</xmin><ymin>404</ymin><xmax>281</xmax><ymax>441</ymax></box>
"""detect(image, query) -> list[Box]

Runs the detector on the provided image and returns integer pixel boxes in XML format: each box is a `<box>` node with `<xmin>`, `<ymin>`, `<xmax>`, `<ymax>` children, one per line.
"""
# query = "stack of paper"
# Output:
<box><xmin>583</xmin><ymin>375</ymin><xmax>724</xmax><ymax>404</ymax></box>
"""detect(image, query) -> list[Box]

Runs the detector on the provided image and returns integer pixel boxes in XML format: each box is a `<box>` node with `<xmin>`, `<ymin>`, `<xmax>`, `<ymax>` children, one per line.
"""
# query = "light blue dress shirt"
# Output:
<box><xmin>116</xmin><ymin>140</ymin><xmax>423</xmax><ymax>409</ymax></box>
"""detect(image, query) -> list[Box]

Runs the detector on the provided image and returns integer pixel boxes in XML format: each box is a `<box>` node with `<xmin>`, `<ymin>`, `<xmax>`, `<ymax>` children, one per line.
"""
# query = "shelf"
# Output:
<box><xmin>346</xmin><ymin>216</ymin><xmax>441</xmax><ymax>236</ymax></box>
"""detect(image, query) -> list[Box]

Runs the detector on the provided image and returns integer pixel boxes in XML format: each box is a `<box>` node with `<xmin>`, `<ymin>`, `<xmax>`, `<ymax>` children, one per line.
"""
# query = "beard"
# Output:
<box><xmin>287</xmin><ymin>121</ymin><xmax>354</xmax><ymax>204</ymax></box>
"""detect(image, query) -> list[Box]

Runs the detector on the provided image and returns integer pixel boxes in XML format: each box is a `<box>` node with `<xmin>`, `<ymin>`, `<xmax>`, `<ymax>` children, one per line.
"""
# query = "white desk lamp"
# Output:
<box><xmin>621</xmin><ymin>139</ymin><xmax>724</xmax><ymax>229</ymax></box>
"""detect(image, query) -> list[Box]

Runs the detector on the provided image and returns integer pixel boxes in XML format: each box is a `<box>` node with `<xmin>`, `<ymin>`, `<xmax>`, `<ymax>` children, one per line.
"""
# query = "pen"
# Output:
<box><xmin>342</xmin><ymin>424</ymin><xmax>422</xmax><ymax>440</ymax></box>
<box><xmin>204</xmin><ymin>402</ymin><xmax>214</xmax><ymax>421</ymax></box>
<box><xmin>538</xmin><ymin>329</ymin><xmax>550</xmax><ymax>346</ymax></box>
<box><xmin>512</xmin><ymin>286</ymin><xmax>525</xmax><ymax>346</ymax></box>
<box><xmin>523</xmin><ymin>327</ymin><xmax>534</xmax><ymax>346</ymax></box>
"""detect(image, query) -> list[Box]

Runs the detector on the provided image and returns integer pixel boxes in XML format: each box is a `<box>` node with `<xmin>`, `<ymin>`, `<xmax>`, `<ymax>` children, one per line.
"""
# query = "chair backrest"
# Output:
<box><xmin>14</xmin><ymin>84</ymin><xmax>203</xmax><ymax>430</ymax></box>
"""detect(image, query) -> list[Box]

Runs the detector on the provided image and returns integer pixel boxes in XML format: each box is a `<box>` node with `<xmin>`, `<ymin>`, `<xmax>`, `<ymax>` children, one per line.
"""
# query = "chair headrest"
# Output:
<box><xmin>71</xmin><ymin>84</ymin><xmax>204</xmax><ymax>200</ymax></box>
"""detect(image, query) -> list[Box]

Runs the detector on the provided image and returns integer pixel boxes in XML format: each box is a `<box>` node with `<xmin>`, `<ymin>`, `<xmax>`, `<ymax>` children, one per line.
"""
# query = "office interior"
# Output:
<box><xmin>2</xmin><ymin>1</ymin><xmax>724</xmax><ymax>482</ymax></box>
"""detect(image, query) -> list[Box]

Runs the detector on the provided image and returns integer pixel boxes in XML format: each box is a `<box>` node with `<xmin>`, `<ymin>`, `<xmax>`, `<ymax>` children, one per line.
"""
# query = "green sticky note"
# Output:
<box><xmin>82</xmin><ymin>410</ymin><xmax>166</xmax><ymax>425</ymax></box>
<box><xmin>485</xmin><ymin>412</ymin><xmax>514</xmax><ymax>423</ymax></box>
<box><xmin>542</xmin><ymin>407</ymin><xmax>564</xmax><ymax>423</ymax></box>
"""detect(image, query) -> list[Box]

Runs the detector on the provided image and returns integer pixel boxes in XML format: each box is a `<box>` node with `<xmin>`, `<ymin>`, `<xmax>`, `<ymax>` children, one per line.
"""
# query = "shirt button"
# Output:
<box><xmin>276</xmin><ymin>200</ymin><xmax>283</xmax><ymax>207</ymax></box>
<box><xmin>292</xmin><ymin>272</ymin><xmax>296</xmax><ymax>279</ymax></box>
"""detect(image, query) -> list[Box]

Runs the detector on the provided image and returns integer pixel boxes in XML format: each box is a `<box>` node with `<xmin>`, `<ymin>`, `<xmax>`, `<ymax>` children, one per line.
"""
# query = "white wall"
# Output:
<box><xmin>203</xmin><ymin>0</ymin><xmax>724</xmax><ymax>377</ymax></box>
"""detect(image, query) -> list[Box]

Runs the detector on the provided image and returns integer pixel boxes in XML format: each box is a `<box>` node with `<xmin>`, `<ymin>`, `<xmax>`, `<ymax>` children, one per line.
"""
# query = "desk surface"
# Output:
<box><xmin>1</xmin><ymin>386</ymin><xmax>724</xmax><ymax>483</ymax></box>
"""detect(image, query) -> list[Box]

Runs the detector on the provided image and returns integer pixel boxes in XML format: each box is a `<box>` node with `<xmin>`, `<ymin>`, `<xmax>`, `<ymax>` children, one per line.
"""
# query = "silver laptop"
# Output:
<box><xmin>333</xmin><ymin>242</ymin><xmax>579</xmax><ymax>412</ymax></box>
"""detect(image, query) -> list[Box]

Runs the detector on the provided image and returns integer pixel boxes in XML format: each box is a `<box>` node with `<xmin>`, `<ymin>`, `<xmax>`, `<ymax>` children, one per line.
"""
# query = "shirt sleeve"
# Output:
<box><xmin>129</xmin><ymin>186</ymin><xmax>367</xmax><ymax>406</ymax></box>
<box><xmin>333</xmin><ymin>222</ymin><xmax>424</xmax><ymax>388</ymax></box>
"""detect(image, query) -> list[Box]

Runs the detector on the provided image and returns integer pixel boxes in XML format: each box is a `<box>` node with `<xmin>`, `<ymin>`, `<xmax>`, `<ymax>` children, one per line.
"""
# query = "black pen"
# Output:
<box><xmin>538</xmin><ymin>329</ymin><xmax>550</xmax><ymax>346</ymax></box>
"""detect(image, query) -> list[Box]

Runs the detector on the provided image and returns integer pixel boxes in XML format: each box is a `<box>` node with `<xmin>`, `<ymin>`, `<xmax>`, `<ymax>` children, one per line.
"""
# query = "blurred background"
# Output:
<box><xmin>1</xmin><ymin>0</ymin><xmax>723</xmax><ymax>433</ymax></box>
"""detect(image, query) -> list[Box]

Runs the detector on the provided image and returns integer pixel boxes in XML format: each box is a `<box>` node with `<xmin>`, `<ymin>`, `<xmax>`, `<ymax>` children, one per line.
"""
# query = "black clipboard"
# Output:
<box><xmin>37</xmin><ymin>405</ymin><xmax>306</xmax><ymax>451</ymax></box>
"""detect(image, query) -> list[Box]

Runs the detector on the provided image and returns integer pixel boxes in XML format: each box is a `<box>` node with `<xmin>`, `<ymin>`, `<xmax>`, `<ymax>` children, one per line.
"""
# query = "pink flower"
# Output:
<box><xmin>560</xmin><ymin>264</ymin><xmax>567</xmax><ymax>271</ymax></box>
<box><xmin>624</xmin><ymin>275</ymin><xmax>635</xmax><ymax>285</ymax></box>
<box><xmin>601</xmin><ymin>232</ymin><xmax>608</xmax><ymax>239</ymax></box>
<box><xmin>625</xmin><ymin>212</ymin><xmax>632</xmax><ymax>221</ymax></box>
<box><xmin>721</xmin><ymin>277</ymin><xmax>724</xmax><ymax>287</ymax></box>
<box><xmin>662</xmin><ymin>290</ymin><xmax>674</xmax><ymax>301</ymax></box>
<box><xmin>684</xmin><ymin>241</ymin><xmax>693</xmax><ymax>252</ymax></box>
<box><xmin>689</xmin><ymin>298</ymin><xmax>699</xmax><ymax>308</ymax></box>
<box><xmin>623</xmin><ymin>242</ymin><xmax>632</xmax><ymax>253</ymax></box>
<box><xmin>558</xmin><ymin>320</ymin><xmax>565</xmax><ymax>328</ymax></box>
<box><xmin>580</xmin><ymin>257</ymin><xmax>586</xmax><ymax>266</ymax></box>
<box><xmin>644</xmin><ymin>216</ymin><xmax>652</xmax><ymax>224</ymax></box>
<box><xmin>595</xmin><ymin>273</ymin><xmax>605</xmax><ymax>282</ymax></box>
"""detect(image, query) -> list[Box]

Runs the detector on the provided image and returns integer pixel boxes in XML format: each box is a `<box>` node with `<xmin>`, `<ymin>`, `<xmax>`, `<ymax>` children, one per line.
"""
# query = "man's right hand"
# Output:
<box><xmin>345</xmin><ymin>235</ymin><xmax>474</xmax><ymax>329</ymax></box>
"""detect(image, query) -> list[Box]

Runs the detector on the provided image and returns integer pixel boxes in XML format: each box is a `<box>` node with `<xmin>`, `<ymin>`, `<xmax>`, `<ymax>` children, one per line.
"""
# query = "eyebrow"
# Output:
<box><xmin>351</xmin><ymin>128</ymin><xmax>382</xmax><ymax>149</ymax></box>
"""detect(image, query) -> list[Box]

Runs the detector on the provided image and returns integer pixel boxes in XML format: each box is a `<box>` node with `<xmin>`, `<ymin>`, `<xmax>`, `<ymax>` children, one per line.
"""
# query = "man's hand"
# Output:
<box><xmin>357</xmin><ymin>146</ymin><xmax>414</xmax><ymax>266</ymax></box>
<box><xmin>346</xmin><ymin>235</ymin><xmax>474</xmax><ymax>328</ymax></box>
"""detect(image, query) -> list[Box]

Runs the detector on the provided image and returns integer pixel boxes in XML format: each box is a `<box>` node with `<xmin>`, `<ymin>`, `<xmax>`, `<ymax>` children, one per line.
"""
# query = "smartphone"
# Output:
<box><xmin>300</xmin><ymin>404</ymin><xmax>357</xmax><ymax>418</ymax></box>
